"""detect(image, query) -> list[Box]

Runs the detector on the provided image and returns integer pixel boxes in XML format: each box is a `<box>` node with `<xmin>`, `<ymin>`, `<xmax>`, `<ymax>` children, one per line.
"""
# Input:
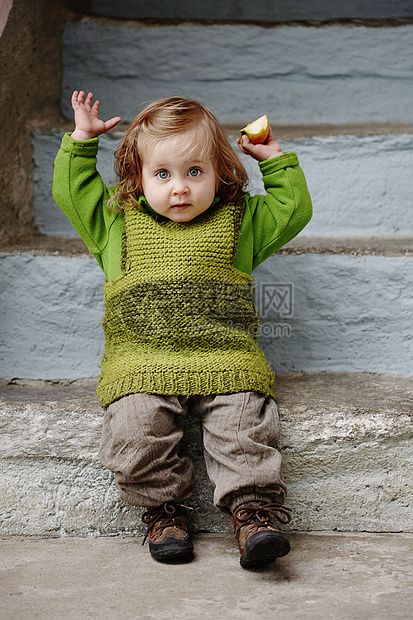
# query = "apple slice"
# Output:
<box><xmin>239</xmin><ymin>114</ymin><xmax>269</xmax><ymax>144</ymax></box>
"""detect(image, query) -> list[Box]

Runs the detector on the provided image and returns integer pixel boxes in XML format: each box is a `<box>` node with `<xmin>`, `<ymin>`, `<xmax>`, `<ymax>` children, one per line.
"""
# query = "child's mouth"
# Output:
<box><xmin>171</xmin><ymin>203</ymin><xmax>191</xmax><ymax>210</ymax></box>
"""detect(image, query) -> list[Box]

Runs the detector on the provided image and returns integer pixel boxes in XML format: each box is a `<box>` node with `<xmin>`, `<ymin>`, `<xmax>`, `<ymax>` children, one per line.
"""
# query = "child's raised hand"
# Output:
<box><xmin>237</xmin><ymin>126</ymin><xmax>283</xmax><ymax>162</ymax></box>
<box><xmin>71</xmin><ymin>91</ymin><xmax>121</xmax><ymax>141</ymax></box>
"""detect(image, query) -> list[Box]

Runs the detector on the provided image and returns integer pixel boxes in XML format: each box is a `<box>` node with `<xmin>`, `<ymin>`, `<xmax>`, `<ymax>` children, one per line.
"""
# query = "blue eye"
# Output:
<box><xmin>188</xmin><ymin>168</ymin><xmax>201</xmax><ymax>177</ymax></box>
<box><xmin>156</xmin><ymin>170</ymin><xmax>169</xmax><ymax>180</ymax></box>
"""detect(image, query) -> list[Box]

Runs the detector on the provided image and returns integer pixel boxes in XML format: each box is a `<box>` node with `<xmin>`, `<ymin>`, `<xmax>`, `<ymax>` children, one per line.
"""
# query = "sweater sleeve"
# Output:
<box><xmin>52</xmin><ymin>132</ymin><xmax>122</xmax><ymax>274</ymax></box>
<box><xmin>233</xmin><ymin>152</ymin><xmax>313</xmax><ymax>274</ymax></box>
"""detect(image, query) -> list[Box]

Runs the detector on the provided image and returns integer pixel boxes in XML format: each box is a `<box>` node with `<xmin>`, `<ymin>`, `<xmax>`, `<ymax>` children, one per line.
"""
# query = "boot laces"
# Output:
<box><xmin>233</xmin><ymin>502</ymin><xmax>292</xmax><ymax>536</ymax></box>
<box><xmin>142</xmin><ymin>502</ymin><xmax>191</xmax><ymax>545</ymax></box>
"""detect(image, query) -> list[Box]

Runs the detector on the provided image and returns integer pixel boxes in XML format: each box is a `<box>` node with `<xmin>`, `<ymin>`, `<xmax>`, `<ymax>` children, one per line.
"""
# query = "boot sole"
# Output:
<box><xmin>149</xmin><ymin>537</ymin><xmax>194</xmax><ymax>563</ymax></box>
<box><xmin>240</xmin><ymin>531</ymin><xmax>290</xmax><ymax>568</ymax></box>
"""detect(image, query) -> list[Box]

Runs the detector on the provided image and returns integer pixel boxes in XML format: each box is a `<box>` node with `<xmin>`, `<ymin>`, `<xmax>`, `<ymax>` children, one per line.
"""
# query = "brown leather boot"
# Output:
<box><xmin>142</xmin><ymin>502</ymin><xmax>194</xmax><ymax>562</ymax></box>
<box><xmin>233</xmin><ymin>502</ymin><xmax>291</xmax><ymax>568</ymax></box>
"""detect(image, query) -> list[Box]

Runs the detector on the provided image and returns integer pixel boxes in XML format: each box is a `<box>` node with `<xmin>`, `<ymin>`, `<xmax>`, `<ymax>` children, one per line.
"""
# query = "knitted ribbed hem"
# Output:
<box><xmin>259</xmin><ymin>151</ymin><xmax>298</xmax><ymax>177</ymax></box>
<box><xmin>97</xmin><ymin>368</ymin><xmax>274</xmax><ymax>409</ymax></box>
<box><xmin>61</xmin><ymin>132</ymin><xmax>99</xmax><ymax>156</ymax></box>
<box><xmin>225</xmin><ymin>484</ymin><xmax>287</xmax><ymax>515</ymax></box>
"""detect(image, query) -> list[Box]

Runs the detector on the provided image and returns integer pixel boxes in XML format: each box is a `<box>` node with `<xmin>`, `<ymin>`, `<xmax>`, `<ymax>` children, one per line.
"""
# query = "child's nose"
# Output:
<box><xmin>172</xmin><ymin>177</ymin><xmax>189</xmax><ymax>195</ymax></box>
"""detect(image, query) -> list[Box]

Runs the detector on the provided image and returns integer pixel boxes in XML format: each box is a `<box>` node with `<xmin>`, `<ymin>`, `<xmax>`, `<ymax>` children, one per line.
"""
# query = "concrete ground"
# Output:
<box><xmin>1</xmin><ymin>532</ymin><xmax>412</xmax><ymax>620</ymax></box>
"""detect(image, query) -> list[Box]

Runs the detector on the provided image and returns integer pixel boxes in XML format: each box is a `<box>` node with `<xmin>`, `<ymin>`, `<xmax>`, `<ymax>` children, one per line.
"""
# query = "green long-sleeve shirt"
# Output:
<box><xmin>52</xmin><ymin>133</ymin><xmax>312</xmax><ymax>281</ymax></box>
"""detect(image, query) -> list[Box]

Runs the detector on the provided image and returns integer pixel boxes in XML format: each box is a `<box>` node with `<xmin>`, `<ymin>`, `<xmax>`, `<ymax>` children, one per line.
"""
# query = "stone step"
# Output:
<box><xmin>1</xmin><ymin>241</ymin><xmax>412</xmax><ymax>380</ymax></box>
<box><xmin>87</xmin><ymin>0</ymin><xmax>413</xmax><ymax>21</ymax></box>
<box><xmin>34</xmin><ymin>130</ymin><xmax>413</xmax><ymax>238</ymax></box>
<box><xmin>61</xmin><ymin>20</ymin><xmax>413</xmax><ymax>125</ymax></box>
<box><xmin>0</xmin><ymin>372</ymin><xmax>411</xmax><ymax>535</ymax></box>
<box><xmin>2</xmin><ymin>533</ymin><xmax>413</xmax><ymax>620</ymax></box>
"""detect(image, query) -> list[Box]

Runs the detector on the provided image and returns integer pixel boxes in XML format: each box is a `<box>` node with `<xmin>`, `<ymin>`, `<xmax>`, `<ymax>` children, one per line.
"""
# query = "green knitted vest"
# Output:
<box><xmin>97</xmin><ymin>201</ymin><xmax>274</xmax><ymax>407</ymax></box>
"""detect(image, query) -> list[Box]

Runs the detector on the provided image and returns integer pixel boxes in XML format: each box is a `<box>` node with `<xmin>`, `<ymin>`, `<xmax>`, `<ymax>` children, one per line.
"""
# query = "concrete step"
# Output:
<box><xmin>87</xmin><ymin>0</ymin><xmax>413</xmax><ymax>21</ymax></box>
<box><xmin>34</xmin><ymin>130</ymin><xmax>413</xmax><ymax>238</ymax></box>
<box><xmin>0</xmin><ymin>372</ymin><xmax>411</xmax><ymax>536</ymax></box>
<box><xmin>61</xmin><ymin>20</ymin><xmax>413</xmax><ymax>125</ymax></box>
<box><xmin>1</xmin><ymin>240</ymin><xmax>412</xmax><ymax>379</ymax></box>
<box><xmin>2</xmin><ymin>533</ymin><xmax>413</xmax><ymax>620</ymax></box>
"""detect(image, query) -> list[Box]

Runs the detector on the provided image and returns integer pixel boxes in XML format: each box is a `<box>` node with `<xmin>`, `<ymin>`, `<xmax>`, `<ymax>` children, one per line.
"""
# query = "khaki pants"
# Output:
<box><xmin>98</xmin><ymin>391</ymin><xmax>286</xmax><ymax>514</ymax></box>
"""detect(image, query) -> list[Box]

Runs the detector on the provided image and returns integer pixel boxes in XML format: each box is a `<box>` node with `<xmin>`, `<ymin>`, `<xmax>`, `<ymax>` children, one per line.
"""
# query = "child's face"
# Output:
<box><xmin>141</xmin><ymin>132</ymin><xmax>217</xmax><ymax>222</ymax></box>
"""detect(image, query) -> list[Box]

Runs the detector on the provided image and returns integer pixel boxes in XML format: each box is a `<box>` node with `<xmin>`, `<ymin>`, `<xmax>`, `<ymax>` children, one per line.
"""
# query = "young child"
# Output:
<box><xmin>53</xmin><ymin>91</ymin><xmax>312</xmax><ymax>568</ymax></box>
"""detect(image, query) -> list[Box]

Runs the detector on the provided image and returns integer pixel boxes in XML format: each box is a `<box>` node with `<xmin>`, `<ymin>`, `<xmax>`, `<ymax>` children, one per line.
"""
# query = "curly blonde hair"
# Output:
<box><xmin>107</xmin><ymin>97</ymin><xmax>248</xmax><ymax>211</ymax></box>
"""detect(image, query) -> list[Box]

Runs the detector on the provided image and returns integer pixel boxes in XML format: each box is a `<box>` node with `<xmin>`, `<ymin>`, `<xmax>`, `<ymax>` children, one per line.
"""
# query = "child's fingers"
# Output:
<box><xmin>71</xmin><ymin>90</ymin><xmax>79</xmax><ymax>109</ymax></box>
<box><xmin>237</xmin><ymin>134</ymin><xmax>253</xmax><ymax>154</ymax></box>
<box><xmin>84</xmin><ymin>92</ymin><xmax>94</xmax><ymax>108</ymax></box>
<box><xmin>263</xmin><ymin>127</ymin><xmax>282</xmax><ymax>153</ymax></box>
<box><xmin>104</xmin><ymin>116</ymin><xmax>122</xmax><ymax>131</ymax></box>
<box><xmin>72</xmin><ymin>90</ymin><xmax>90</xmax><ymax>110</ymax></box>
<box><xmin>264</xmin><ymin>126</ymin><xmax>279</xmax><ymax>146</ymax></box>
<box><xmin>267</xmin><ymin>126</ymin><xmax>275</xmax><ymax>139</ymax></box>
<box><xmin>91</xmin><ymin>99</ymin><xmax>100</xmax><ymax>112</ymax></box>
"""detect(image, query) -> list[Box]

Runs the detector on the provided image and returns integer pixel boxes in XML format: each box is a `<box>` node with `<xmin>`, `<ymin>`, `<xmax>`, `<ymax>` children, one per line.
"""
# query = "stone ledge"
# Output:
<box><xmin>0</xmin><ymin>234</ymin><xmax>89</xmax><ymax>257</ymax></box>
<box><xmin>1</xmin><ymin>372</ymin><xmax>412</xmax><ymax>535</ymax></box>
<box><xmin>2</xmin><ymin>234</ymin><xmax>413</xmax><ymax>258</ymax></box>
<box><xmin>1</xmin><ymin>532</ymin><xmax>413</xmax><ymax>620</ymax></box>
<box><xmin>226</xmin><ymin>122</ymin><xmax>413</xmax><ymax>139</ymax></box>
<box><xmin>35</xmin><ymin>120</ymin><xmax>413</xmax><ymax>138</ymax></box>
<box><xmin>2</xmin><ymin>252</ymin><xmax>412</xmax><ymax>379</ymax></box>
<box><xmin>61</xmin><ymin>22</ymin><xmax>413</xmax><ymax>125</ymax></box>
<box><xmin>33</xmin><ymin>131</ymin><xmax>413</xmax><ymax>238</ymax></box>
<box><xmin>280</xmin><ymin>236</ymin><xmax>413</xmax><ymax>256</ymax></box>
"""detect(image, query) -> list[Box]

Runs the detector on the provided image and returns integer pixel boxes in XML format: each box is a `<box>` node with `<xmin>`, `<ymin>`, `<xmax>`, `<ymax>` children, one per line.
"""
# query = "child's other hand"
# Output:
<box><xmin>71</xmin><ymin>91</ymin><xmax>121</xmax><ymax>141</ymax></box>
<box><xmin>237</xmin><ymin>126</ymin><xmax>283</xmax><ymax>161</ymax></box>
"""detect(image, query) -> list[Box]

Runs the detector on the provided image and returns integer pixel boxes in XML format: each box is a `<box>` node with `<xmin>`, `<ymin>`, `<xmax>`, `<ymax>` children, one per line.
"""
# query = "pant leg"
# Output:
<box><xmin>198</xmin><ymin>392</ymin><xmax>287</xmax><ymax>514</ymax></box>
<box><xmin>98</xmin><ymin>393</ymin><xmax>194</xmax><ymax>508</ymax></box>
